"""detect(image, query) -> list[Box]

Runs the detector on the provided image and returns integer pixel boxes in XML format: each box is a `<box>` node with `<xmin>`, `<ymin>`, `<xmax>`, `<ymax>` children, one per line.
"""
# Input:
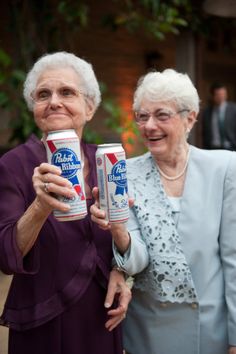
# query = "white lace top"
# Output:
<box><xmin>125</xmin><ymin>151</ymin><xmax>198</xmax><ymax>303</ymax></box>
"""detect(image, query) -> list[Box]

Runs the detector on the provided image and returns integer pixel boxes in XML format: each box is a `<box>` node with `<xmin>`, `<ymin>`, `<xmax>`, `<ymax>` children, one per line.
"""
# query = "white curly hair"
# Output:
<box><xmin>23</xmin><ymin>51</ymin><xmax>101</xmax><ymax>111</ymax></box>
<box><xmin>133</xmin><ymin>69</ymin><xmax>200</xmax><ymax>114</ymax></box>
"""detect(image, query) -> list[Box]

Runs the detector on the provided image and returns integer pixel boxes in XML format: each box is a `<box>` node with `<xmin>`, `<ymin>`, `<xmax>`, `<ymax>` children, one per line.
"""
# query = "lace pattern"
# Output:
<box><xmin>127</xmin><ymin>152</ymin><xmax>198</xmax><ymax>303</ymax></box>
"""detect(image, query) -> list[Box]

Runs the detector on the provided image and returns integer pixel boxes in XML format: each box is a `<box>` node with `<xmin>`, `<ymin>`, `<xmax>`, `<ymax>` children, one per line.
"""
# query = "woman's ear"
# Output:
<box><xmin>187</xmin><ymin>111</ymin><xmax>197</xmax><ymax>130</ymax></box>
<box><xmin>85</xmin><ymin>100</ymin><xmax>96</xmax><ymax>122</ymax></box>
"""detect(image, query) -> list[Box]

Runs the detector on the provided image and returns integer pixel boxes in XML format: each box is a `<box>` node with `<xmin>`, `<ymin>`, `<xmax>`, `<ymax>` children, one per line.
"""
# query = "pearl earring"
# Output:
<box><xmin>186</xmin><ymin>129</ymin><xmax>191</xmax><ymax>139</ymax></box>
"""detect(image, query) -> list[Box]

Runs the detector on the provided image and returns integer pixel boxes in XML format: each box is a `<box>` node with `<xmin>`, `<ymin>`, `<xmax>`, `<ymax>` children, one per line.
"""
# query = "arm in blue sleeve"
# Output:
<box><xmin>113</xmin><ymin>205</ymin><xmax>149</xmax><ymax>276</ymax></box>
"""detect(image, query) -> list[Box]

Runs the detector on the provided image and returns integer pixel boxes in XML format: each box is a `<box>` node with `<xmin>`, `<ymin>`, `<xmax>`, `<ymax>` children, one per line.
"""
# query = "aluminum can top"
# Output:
<box><xmin>46</xmin><ymin>129</ymin><xmax>78</xmax><ymax>140</ymax></box>
<box><xmin>96</xmin><ymin>143</ymin><xmax>124</xmax><ymax>153</ymax></box>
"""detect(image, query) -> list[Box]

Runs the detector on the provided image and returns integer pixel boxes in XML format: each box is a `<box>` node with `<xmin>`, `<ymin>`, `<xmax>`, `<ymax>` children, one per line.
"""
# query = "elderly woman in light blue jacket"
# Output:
<box><xmin>91</xmin><ymin>69</ymin><xmax>236</xmax><ymax>354</ymax></box>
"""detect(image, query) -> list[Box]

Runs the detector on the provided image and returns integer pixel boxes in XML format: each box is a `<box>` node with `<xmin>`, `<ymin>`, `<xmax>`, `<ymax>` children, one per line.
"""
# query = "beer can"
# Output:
<box><xmin>96</xmin><ymin>143</ymin><xmax>129</xmax><ymax>223</ymax></box>
<box><xmin>45</xmin><ymin>129</ymin><xmax>87</xmax><ymax>221</ymax></box>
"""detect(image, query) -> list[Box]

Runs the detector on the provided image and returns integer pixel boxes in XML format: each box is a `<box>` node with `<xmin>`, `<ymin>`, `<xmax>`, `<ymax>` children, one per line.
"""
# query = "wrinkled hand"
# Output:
<box><xmin>90</xmin><ymin>186</ymin><xmax>112</xmax><ymax>230</ymax></box>
<box><xmin>90</xmin><ymin>187</ymin><xmax>133</xmax><ymax>253</ymax></box>
<box><xmin>90</xmin><ymin>187</ymin><xmax>134</xmax><ymax>230</ymax></box>
<box><xmin>32</xmin><ymin>162</ymin><xmax>76</xmax><ymax>215</ymax></box>
<box><xmin>229</xmin><ymin>346</ymin><xmax>236</xmax><ymax>354</ymax></box>
<box><xmin>104</xmin><ymin>268</ymin><xmax>132</xmax><ymax>331</ymax></box>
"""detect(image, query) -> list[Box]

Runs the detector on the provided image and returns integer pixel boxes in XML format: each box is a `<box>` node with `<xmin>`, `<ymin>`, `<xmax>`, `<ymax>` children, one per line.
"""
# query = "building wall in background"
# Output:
<box><xmin>0</xmin><ymin>1</ymin><xmax>236</xmax><ymax>156</ymax></box>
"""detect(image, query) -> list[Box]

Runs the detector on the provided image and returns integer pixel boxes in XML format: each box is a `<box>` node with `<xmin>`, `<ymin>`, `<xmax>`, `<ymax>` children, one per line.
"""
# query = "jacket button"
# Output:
<box><xmin>191</xmin><ymin>302</ymin><xmax>198</xmax><ymax>309</ymax></box>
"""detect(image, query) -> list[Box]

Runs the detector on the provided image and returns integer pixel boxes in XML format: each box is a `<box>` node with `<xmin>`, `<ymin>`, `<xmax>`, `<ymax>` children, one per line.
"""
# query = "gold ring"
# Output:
<box><xmin>44</xmin><ymin>182</ymin><xmax>49</xmax><ymax>193</ymax></box>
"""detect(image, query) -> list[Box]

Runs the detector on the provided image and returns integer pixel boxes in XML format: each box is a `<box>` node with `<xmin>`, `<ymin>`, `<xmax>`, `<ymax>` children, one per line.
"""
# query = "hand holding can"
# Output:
<box><xmin>96</xmin><ymin>143</ymin><xmax>129</xmax><ymax>223</ymax></box>
<box><xmin>90</xmin><ymin>186</ymin><xmax>131</xmax><ymax>254</ymax></box>
<box><xmin>45</xmin><ymin>129</ymin><xmax>87</xmax><ymax>221</ymax></box>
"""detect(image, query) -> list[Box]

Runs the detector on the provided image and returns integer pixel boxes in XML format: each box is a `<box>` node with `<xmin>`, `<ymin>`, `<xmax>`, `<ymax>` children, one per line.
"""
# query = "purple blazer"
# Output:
<box><xmin>0</xmin><ymin>135</ymin><xmax>113</xmax><ymax>330</ymax></box>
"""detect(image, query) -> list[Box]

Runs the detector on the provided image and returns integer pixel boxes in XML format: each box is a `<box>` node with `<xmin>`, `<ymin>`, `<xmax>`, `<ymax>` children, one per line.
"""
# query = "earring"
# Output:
<box><xmin>186</xmin><ymin>129</ymin><xmax>191</xmax><ymax>140</ymax></box>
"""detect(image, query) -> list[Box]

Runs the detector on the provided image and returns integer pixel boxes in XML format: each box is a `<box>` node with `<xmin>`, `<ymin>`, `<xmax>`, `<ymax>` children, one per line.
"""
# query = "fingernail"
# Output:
<box><xmin>104</xmin><ymin>302</ymin><xmax>110</xmax><ymax>308</ymax></box>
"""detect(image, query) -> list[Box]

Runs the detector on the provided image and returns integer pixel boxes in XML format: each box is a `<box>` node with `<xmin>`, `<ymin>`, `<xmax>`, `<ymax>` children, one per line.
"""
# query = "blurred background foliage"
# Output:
<box><xmin>0</xmin><ymin>0</ymin><xmax>235</xmax><ymax>145</ymax></box>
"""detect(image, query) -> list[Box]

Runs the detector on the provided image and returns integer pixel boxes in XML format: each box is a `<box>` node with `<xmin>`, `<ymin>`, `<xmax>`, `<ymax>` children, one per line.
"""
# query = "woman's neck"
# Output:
<box><xmin>154</xmin><ymin>144</ymin><xmax>190</xmax><ymax>197</ymax></box>
<box><xmin>154</xmin><ymin>144</ymin><xmax>190</xmax><ymax>175</ymax></box>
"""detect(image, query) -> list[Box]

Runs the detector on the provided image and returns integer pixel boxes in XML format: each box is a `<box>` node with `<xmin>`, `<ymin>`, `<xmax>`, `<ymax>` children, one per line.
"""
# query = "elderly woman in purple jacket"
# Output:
<box><xmin>0</xmin><ymin>51</ymin><xmax>131</xmax><ymax>354</ymax></box>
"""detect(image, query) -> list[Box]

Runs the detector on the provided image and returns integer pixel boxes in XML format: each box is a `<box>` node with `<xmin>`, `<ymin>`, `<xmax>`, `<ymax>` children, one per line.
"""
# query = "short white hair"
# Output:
<box><xmin>23</xmin><ymin>51</ymin><xmax>101</xmax><ymax>111</ymax></box>
<box><xmin>133</xmin><ymin>69</ymin><xmax>200</xmax><ymax>114</ymax></box>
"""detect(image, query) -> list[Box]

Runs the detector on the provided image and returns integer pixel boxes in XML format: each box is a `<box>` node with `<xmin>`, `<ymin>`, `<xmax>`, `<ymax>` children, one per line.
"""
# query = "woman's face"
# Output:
<box><xmin>33</xmin><ymin>67</ymin><xmax>94</xmax><ymax>138</ymax></box>
<box><xmin>135</xmin><ymin>100</ymin><xmax>196</xmax><ymax>160</ymax></box>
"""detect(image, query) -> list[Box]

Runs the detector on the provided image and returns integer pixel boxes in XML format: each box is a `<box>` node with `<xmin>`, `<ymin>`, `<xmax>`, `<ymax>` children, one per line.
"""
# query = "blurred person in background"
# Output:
<box><xmin>91</xmin><ymin>69</ymin><xmax>236</xmax><ymax>354</ymax></box>
<box><xmin>0</xmin><ymin>51</ymin><xmax>131</xmax><ymax>354</ymax></box>
<box><xmin>201</xmin><ymin>82</ymin><xmax>236</xmax><ymax>150</ymax></box>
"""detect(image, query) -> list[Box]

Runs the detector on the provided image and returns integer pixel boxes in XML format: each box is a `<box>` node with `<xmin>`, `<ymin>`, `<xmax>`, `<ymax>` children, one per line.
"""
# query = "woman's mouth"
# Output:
<box><xmin>148</xmin><ymin>135</ymin><xmax>166</xmax><ymax>142</ymax></box>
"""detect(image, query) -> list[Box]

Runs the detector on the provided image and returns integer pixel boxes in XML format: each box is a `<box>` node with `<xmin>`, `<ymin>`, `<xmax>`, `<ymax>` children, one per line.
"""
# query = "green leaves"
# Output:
<box><xmin>0</xmin><ymin>92</ymin><xmax>9</xmax><ymax>108</ymax></box>
<box><xmin>0</xmin><ymin>48</ymin><xmax>39</xmax><ymax>144</ymax></box>
<box><xmin>104</xmin><ymin>0</ymin><xmax>190</xmax><ymax>40</ymax></box>
<box><xmin>57</xmin><ymin>1</ymin><xmax>88</xmax><ymax>26</ymax></box>
<box><xmin>83</xmin><ymin>127</ymin><xmax>103</xmax><ymax>144</ymax></box>
<box><xmin>0</xmin><ymin>49</ymin><xmax>11</xmax><ymax>68</ymax></box>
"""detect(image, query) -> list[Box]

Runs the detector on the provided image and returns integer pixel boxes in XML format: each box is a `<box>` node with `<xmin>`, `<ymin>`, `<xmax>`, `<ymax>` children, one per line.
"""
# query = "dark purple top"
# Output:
<box><xmin>0</xmin><ymin>135</ymin><xmax>114</xmax><ymax>331</ymax></box>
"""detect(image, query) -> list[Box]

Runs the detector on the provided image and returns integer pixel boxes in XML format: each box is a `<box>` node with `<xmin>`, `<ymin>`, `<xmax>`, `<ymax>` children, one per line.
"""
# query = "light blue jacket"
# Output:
<box><xmin>114</xmin><ymin>146</ymin><xmax>236</xmax><ymax>354</ymax></box>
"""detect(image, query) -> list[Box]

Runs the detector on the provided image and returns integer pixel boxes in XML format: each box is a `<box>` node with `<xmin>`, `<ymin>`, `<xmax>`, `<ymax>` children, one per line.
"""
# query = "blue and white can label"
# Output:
<box><xmin>96</xmin><ymin>144</ymin><xmax>129</xmax><ymax>223</ymax></box>
<box><xmin>45</xmin><ymin>129</ymin><xmax>87</xmax><ymax>221</ymax></box>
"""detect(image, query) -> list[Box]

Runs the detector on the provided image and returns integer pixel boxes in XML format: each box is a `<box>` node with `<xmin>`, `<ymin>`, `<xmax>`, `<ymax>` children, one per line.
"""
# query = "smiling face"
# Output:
<box><xmin>33</xmin><ymin>67</ymin><xmax>94</xmax><ymax>138</ymax></box>
<box><xmin>136</xmin><ymin>100</ymin><xmax>196</xmax><ymax>161</ymax></box>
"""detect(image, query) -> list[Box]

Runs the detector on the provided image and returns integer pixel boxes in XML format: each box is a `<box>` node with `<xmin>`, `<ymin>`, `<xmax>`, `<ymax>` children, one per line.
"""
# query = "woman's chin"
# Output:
<box><xmin>40</xmin><ymin>123</ymin><xmax>74</xmax><ymax>133</ymax></box>
<box><xmin>146</xmin><ymin>138</ymin><xmax>165</xmax><ymax>151</ymax></box>
<box><xmin>146</xmin><ymin>140</ymin><xmax>166</xmax><ymax>154</ymax></box>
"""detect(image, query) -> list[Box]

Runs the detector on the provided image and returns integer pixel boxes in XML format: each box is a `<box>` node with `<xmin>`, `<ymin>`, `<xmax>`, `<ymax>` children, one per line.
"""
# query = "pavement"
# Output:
<box><xmin>0</xmin><ymin>272</ymin><xmax>12</xmax><ymax>354</ymax></box>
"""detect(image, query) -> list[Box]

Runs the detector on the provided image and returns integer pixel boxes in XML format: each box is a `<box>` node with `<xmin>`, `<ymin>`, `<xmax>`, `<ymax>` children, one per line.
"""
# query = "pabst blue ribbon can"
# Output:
<box><xmin>96</xmin><ymin>143</ymin><xmax>129</xmax><ymax>223</ymax></box>
<box><xmin>45</xmin><ymin>129</ymin><xmax>87</xmax><ymax>221</ymax></box>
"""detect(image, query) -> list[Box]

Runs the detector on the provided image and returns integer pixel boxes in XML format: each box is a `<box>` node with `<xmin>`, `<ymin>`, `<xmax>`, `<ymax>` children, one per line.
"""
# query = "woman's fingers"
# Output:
<box><xmin>104</xmin><ymin>268</ymin><xmax>132</xmax><ymax>331</ymax></box>
<box><xmin>90</xmin><ymin>187</ymin><xmax>111</xmax><ymax>229</ymax></box>
<box><xmin>91</xmin><ymin>186</ymin><xmax>99</xmax><ymax>201</ymax></box>
<box><xmin>32</xmin><ymin>163</ymin><xmax>76</xmax><ymax>212</ymax></box>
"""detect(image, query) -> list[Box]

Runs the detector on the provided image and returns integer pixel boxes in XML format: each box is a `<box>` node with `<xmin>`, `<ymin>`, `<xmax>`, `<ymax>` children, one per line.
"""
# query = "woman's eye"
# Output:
<box><xmin>157</xmin><ymin>112</ymin><xmax>170</xmax><ymax>120</ymax></box>
<box><xmin>37</xmin><ymin>90</ymin><xmax>50</xmax><ymax>100</ymax></box>
<box><xmin>139</xmin><ymin>114</ymin><xmax>149</xmax><ymax>120</ymax></box>
<box><xmin>61</xmin><ymin>88</ymin><xmax>76</xmax><ymax>97</ymax></box>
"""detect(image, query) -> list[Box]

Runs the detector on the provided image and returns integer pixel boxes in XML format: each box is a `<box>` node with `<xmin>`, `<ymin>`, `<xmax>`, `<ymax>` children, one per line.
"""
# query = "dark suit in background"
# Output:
<box><xmin>201</xmin><ymin>83</ymin><xmax>236</xmax><ymax>150</ymax></box>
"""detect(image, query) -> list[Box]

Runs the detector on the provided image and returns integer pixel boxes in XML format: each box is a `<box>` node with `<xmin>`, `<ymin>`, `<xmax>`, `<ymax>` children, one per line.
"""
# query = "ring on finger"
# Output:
<box><xmin>44</xmin><ymin>182</ymin><xmax>49</xmax><ymax>193</ymax></box>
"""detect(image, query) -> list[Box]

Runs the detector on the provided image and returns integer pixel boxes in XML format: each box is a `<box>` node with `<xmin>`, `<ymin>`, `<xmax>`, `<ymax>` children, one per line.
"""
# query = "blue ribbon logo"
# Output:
<box><xmin>51</xmin><ymin>148</ymin><xmax>81</xmax><ymax>182</ymax></box>
<box><xmin>107</xmin><ymin>160</ymin><xmax>128</xmax><ymax>195</ymax></box>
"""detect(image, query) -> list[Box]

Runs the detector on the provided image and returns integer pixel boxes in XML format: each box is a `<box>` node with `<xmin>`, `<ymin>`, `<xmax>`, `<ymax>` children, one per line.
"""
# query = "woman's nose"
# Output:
<box><xmin>145</xmin><ymin>115</ymin><xmax>158</xmax><ymax>129</ymax></box>
<box><xmin>49</xmin><ymin>92</ymin><xmax>63</xmax><ymax>106</ymax></box>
